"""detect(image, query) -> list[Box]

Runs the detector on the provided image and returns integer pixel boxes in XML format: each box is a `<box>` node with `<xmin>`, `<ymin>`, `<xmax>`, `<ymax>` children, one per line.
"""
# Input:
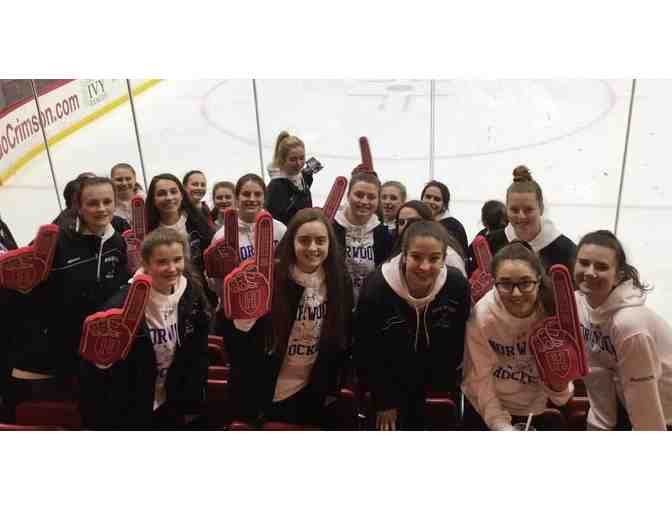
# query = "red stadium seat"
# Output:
<box><xmin>262</xmin><ymin>422</ymin><xmax>319</xmax><ymax>431</ymax></box>
<box><xmin>202</xmin><ymin>379</ymin><xmax>231</xmax><ymax>428</ymax></box>
<box><xmin>207</xmin><ymin>365</ymin><xmax>230</xmax><ymax>380</ymax></box>
<box><xmin>565</xmin><ymin>397</ymin><xmax>590</xmax><ymax>430</ymax></box>
<box><xmin>207</xmin><ymin>343</ymin><xmax>225</xmax><ymax>365</ymax></box>
<box><xmin>0</xmin><ymin>423</ymin><xmax>64</xmax><ymax>431</ymax></box>
<box><xmin>208</xmin><ymin>335</ymin><xmax>229</xmax><ymax>364</ymax></box>
<box><xmin>15</xmin><ymin>400</ymin><xmax>81</xmax><ymax>430</ymax></box>
<box><xmin>425</xmin><ymin>393</ymin><xmax>458</xmax><ymax>430</ymax></box>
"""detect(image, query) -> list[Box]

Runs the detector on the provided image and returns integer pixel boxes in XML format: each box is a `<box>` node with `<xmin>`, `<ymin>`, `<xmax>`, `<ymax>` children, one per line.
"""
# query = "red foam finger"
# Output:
<box><xmin>322</xmin><ymin>176</ymin><xmax>348</xmax><ymax>221</ymax></box>
<box><xmin>223</xmin><ymin>259</ymin><xmax>272</xmax><ymax>320</ymax></box>
<box><xmin>123</xmin><ymin>230</ymin><xmax>142</xmax><ymax>273</ymax></box>
<box><xmin>204</xmin><ymin>208</ymin><xmax>240</xmax><ymax>279</ymax></box>
<box><xmin>359</xmin><ymin>136</ymin><xmax>374</xmax><ymax>173</ymax></box>
<box><xmin>255</xmin><ymin>211</ymin><xmax>274</xmax><ymax>284</ymax></box>
<box><xmin>470</xmin><ymin>268</ymin><xmax>494</xmax><ymax>305</ymax></box>
<box><xmin>549</xmin><ymin>265</ymin><xmax>581</xmax><ymax>341</ymax></box>
<box><xmin>131</xmin><ymin>195</ymin><xmax>147</xmax><ymax>240</ymax></box>
<box><xmin>79</xmin><ymin>276</ymin><xmax>152</xmax><ymax>367</ymax></box>
<box><xmin>121</xmin><ymin>274</ymin><xmax>152</xmax><ymax>333</ymax></box>
<box><xmin>0</xmin><ymin>224</ymin><xmax>59</xmax><ymax>293</ymax></box>
<box><xmin>472</xmin><ymin>235</ymin><xmax>493</xmax><ymax>273</ymax></box>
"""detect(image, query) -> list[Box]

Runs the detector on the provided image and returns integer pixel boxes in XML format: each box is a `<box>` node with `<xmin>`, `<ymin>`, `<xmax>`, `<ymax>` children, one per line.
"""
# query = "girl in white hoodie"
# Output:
<box><xmin>462</xmin><ymin>242</ymin><xmax>573</xmax><ymax>430</ymax></box>
<box><xmin>574</xmin><ymin>230</ymin><xmax>672</xmax><ymax>430</ymax></box>
<box><xmin>333</xmin><ymin>171</ymin><xmax>393</xmax><ymax>304</ymax></box>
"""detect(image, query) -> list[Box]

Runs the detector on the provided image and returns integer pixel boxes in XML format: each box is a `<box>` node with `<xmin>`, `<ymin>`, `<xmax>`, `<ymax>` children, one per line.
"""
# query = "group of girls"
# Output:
<box><xmin>1</xmin><ymin>129</ymin><xmax>671</xmax><ymax>431</ymax></box>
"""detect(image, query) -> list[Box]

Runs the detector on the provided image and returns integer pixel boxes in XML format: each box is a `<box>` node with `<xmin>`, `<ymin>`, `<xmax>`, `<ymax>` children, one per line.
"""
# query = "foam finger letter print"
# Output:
<box><xmin>204</xmin><ymin>208</ymin><xmax>240</xmax><ymax>279</ymax></box>
<box><xmin>529</xmin><ymin>265</ymin><xmax>589</xmax><ymax>387</ymax></box>
<box><xmin>79</xmin><ymin>274</ymin><xmax>152</xmax><ymax>368</ymax></box>
<box><xmin>469</xmin><ymin>235</ymin><xmax>494</xmax><ymax>305</ymax></box>
<box><xmin>0</xmin><ymin>224</ymin><xmax>59</xmax><ymax>294</ymax></box>
<box><xmin>223</xmin><ymin>211</ymin><xmax>274</xmax><ymax>320</ymax></box>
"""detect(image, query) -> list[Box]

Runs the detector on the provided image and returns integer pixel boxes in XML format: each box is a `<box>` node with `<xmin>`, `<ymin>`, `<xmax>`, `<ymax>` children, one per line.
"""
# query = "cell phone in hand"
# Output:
<box><xmin>303</xmin><ymin>157</ymin><xmax>323</xmax><ymax>175</ymax></box>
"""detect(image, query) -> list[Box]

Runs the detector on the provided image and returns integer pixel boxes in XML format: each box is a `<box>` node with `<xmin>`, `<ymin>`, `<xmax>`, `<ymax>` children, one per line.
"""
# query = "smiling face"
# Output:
<box><xmin>213</xmin><ymin>186</ymin><xmax>235</xmax><ymax>211</ymax></box>
<box><xmin>347</xmin><ymin>181</ymin><xmax>379</xmax><ymax>225</ymax></box>
<box><xmin>421</xmin><ymin>186</ymin><xmax>445</xmax><ymax>219</ymax></box>
<box><xmin>381</xmin><ymin>185</ymin><xmax>403</xmax><ymax>222</ymax></box>
<box><xmin>144</xmin><ymin>242</ymin><xmax>185</xmax><ymax>295</ymax></box>
<box><xmin>403</xmin><ymin>235</ymin><xmax>446</xmax><ymax>298</ymax></box>
<box><xmin>111</xmin><ymin>167</ymin><xmax>136</xmax><ymax>199</ymax></box>
<box><xmin>507</xmin><ymin>192</ymin><xmax>542</xmax><ymax>242</ymax></box>
<box><xmin>153</xmin><ymin>179</ymin><xmax>183</xmax><ymax>219</ymax></box>
<box><xmin>282</xmin><ymin>146</ymin><xmax>306</xmax><ymax>176</ymax></box>
<box><xmin>237</xmin><ymin>180</ymin><xmax>265</xmax><ymax>223</ymax></box>
<box><xmin>79</xmin><ymin>183</ymin><xmax>115</xmax><ymax>234</ymax></box>
<box><xmin>574</xmin><ymin>243</ymin><xmax>622</xmax><ymax>308</ymax></box>
<box><xmin>185</xmin><ymin>172</ymin><xmax>207</xmax><ymax>205</ymax></box>
<box><xmin>294</xmin><ymin>220</ymin><xmax>329</xmax><ymax>274</ymax></box>
<box><xmin>494</xmin><ymin>259</ymin><xmax>540</xmax><ymax>318</ymax></box>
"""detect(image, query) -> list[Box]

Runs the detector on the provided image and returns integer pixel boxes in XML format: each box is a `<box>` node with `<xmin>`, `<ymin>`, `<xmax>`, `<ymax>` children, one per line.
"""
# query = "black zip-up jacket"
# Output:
<box><xmin>78</xmin><ymin>279</ymin><xmax>210</xmax><ymax>429</ymax></box>
<box><xmin>486</xmin><ymin>229</ymin><xmax>576</xmax><ymax>273</ymax></box>
<box><xmin>219</xmin><ymin>271</ymin><xmax>353</xmax><ymax>426</ymax></box>
<box><xmin>12</xmin><ymin>225</ymin><xmax>130</xmax><ymax>376</ymax></box>
<box><xmin>265</xmin><ymin>173</ymin><xmax>314</xmax><ymax>226</ymax></box>
<box><xmin>439</xmin><ymin>217</ymin><xmax>469</xmax><ymax>258</ymax></box>
<box><xmin>354</xmin><ymin>265</ymin><xmax>471</xmax><ymax>413</ymax></box>
<box><xmin>0</xmin><ymin>217</ymin><xmax>19</xmax><ymax>395</ymax></box>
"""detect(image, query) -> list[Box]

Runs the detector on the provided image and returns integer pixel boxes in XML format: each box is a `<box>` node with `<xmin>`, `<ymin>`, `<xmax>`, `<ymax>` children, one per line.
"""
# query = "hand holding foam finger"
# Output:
<box><xmin>223</xmin><ymin>211</ymin><xmax>274</xmax><ymax>320</ymax></box>
<box><xmin>469</xmin><ymin>235</ymin><xmax>494</xmax><ymax>305</ymax></box>
<box><xmin>79</xmin><ymin>274</ymin><xmax>152</xmax><ymax>368</ymax></box>
<box><xmin>204</xmin><ymin>208</ymin><xmax>240</xmax><ymax>279</ymax></box>
<box><xmin>0</xmin><ymin>224</ymin><xmax>59</xmax><ymax>293</ymax></box>
<box><xmin>529</xmin><ymin>265</ymin><xmax>589</xmax><ymax>387</ymax></box>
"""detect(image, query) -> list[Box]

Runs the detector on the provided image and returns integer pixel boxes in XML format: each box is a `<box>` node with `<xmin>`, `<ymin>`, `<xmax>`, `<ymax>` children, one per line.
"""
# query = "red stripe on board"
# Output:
<box><xmin>0</xmin><ymin>79</ymin><xmax>76</xmax><ymax>120</ymax></box>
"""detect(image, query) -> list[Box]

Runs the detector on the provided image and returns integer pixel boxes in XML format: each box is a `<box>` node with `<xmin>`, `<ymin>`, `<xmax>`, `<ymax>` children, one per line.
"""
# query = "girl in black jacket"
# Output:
<box><xmin>7</xmin><ymin>178</ymin><xmax>130</xmax><ymax>414</ymax></box>
<box><xmin>265</xmin><ymin>131</ymin><xmax>313</xmax><ymax>226</ymax></box>
<box><xmin>79</xmin><ymin>227</ymin><xmax>211</xmax><ymax>429</ymax></box>
<box><xmin>421</xmin><ymin>180</ymin><xmax>469</xmax><ymax>257</ymax></box>
<box><xmin>486</xmin><ymin>166</ymin><xmax>576</xmax><ymax>274</ymax></box>
<box><xmin>146</xmin><ymin>173</ymin><xmax>214</xmax><ymax>276</ymax></box>
<box><xmin>220</xmin><ymin>208</ymin><xmax>353</xmax><ymax>427</ymax></box>
<box><xmin>355</xmin><ymin>220</ymin><xmax>471</xmax><ymax>430</ymax></box>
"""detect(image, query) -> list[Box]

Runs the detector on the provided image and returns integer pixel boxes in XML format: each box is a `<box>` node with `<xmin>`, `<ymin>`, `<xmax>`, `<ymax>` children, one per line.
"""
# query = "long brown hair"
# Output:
<box><xmin>269</xmin><ymin>208</ymin><xmax>350</xmax><ymax>355</ymax></box>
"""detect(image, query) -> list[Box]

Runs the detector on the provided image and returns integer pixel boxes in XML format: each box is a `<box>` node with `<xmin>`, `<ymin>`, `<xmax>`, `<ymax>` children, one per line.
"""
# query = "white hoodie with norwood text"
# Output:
<box><xmin>576</xmin><ymin>280</ymin><xmax>672</xmax><ymax>430</ymax></box>
<box><xmin>462</xmin><ymin>288</ymin><xmax>573</xmax><ymax>430</ymax></box>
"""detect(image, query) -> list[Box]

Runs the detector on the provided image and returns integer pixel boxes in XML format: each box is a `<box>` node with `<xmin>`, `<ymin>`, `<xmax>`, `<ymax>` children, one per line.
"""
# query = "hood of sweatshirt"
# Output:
<box><xmin>578</xmin><ymin>279</ymin><xmax>646</xmax><ymax>326</ymax></box>
<box><xmin>504</xmin><ymin>217</ymin><xmax>562</xmax><ymax>252</ymax></box>
<box><xmin>75</xmin><ymin>219</ymin><xmax>116</xmax><ymax>244</ymax></box>
<box><xmin>381</xmin><ymin>253</ymin><xmax>447</xmax><ymax>350</ymax></box>
<box><xmin>435</xmin><ymin>210</ymin><xmax>452</xmax><ymax>221</ymax></box>
<box><xmin>267</xmin><ymin>165</ymin><xmax>305</xmax><ymax>188</ymax></box>
<box><xmin>335</xmin><ymin>208</ymin><xmax>380</xmax><ymax>236</ymax></box>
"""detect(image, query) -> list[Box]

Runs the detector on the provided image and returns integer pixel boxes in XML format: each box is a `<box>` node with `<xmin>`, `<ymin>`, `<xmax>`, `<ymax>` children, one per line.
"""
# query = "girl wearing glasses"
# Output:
<box><xmin>462</xmin><ymin>242</ymin><xmax>573</xmax><ymax>430</ymax></box>
<box><xmin>487</xmin><ymin>166</ymin><xmax>576</xmax><ymax>273</ymax></box>
<box><xmin>574</xmin><ymin>230</ymin><xmax>672</xmax><ymax>430</ymax></box>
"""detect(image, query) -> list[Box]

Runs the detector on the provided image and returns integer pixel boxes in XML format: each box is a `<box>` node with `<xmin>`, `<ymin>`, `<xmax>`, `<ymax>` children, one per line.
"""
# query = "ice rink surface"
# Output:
<box><xmin>1</xmin><ymin>79</ymin><xmax>670</xmax><ymax>318</ymax></box>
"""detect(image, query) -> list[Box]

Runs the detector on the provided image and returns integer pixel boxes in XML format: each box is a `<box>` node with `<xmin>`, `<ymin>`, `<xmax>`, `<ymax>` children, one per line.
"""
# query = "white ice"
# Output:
<box><xmin>1</xmin><ymin>79</ymin><xmax>670</xmax><ymax>319</ymax></box>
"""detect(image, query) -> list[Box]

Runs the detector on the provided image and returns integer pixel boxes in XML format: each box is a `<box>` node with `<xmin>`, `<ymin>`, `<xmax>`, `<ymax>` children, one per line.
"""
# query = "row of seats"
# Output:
<box><xmin>0</xmin><ymin>335</ymin><xmax>591</xmax><ymax>431</ymax></box>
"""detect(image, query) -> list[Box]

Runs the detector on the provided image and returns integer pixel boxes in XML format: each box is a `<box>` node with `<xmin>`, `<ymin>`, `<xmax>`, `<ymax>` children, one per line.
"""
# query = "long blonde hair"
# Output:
<box><xmin>272</xmin><ymin>131</ymin><xmax>305</xmax><ymax>169</ymax></box>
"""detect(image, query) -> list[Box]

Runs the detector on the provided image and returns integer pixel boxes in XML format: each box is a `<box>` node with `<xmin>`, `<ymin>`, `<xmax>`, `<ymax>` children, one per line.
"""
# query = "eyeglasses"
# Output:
<box><xmin>494</xmin><ymin>280</ymin><xmax>539</xmax><ymax>293</ymax></box>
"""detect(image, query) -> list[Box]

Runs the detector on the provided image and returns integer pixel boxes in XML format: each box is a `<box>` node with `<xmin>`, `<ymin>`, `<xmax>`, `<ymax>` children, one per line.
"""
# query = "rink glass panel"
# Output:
<box><xmin>614</xmin><ymin>79</ymin><xmax>672</xmax><ymax>315</ymax></box>
<box><xmin>0</xmin><ymin>81</ymin><xmax>62</xmax><ymax>246</ymax></box>
<box><xmin>433</xmin><ymin>80</ymin><xmax>632</xmax><ymax>247</ymax></box>
<box><xmin>254</xmin><ymin>79</ymin><xmax>433</xmax><ymax>207</ymax></box>
<box><xmin>129</xmin><ymin>79</ymin><xmax>261</xmax><ymax>187</ymax></box>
